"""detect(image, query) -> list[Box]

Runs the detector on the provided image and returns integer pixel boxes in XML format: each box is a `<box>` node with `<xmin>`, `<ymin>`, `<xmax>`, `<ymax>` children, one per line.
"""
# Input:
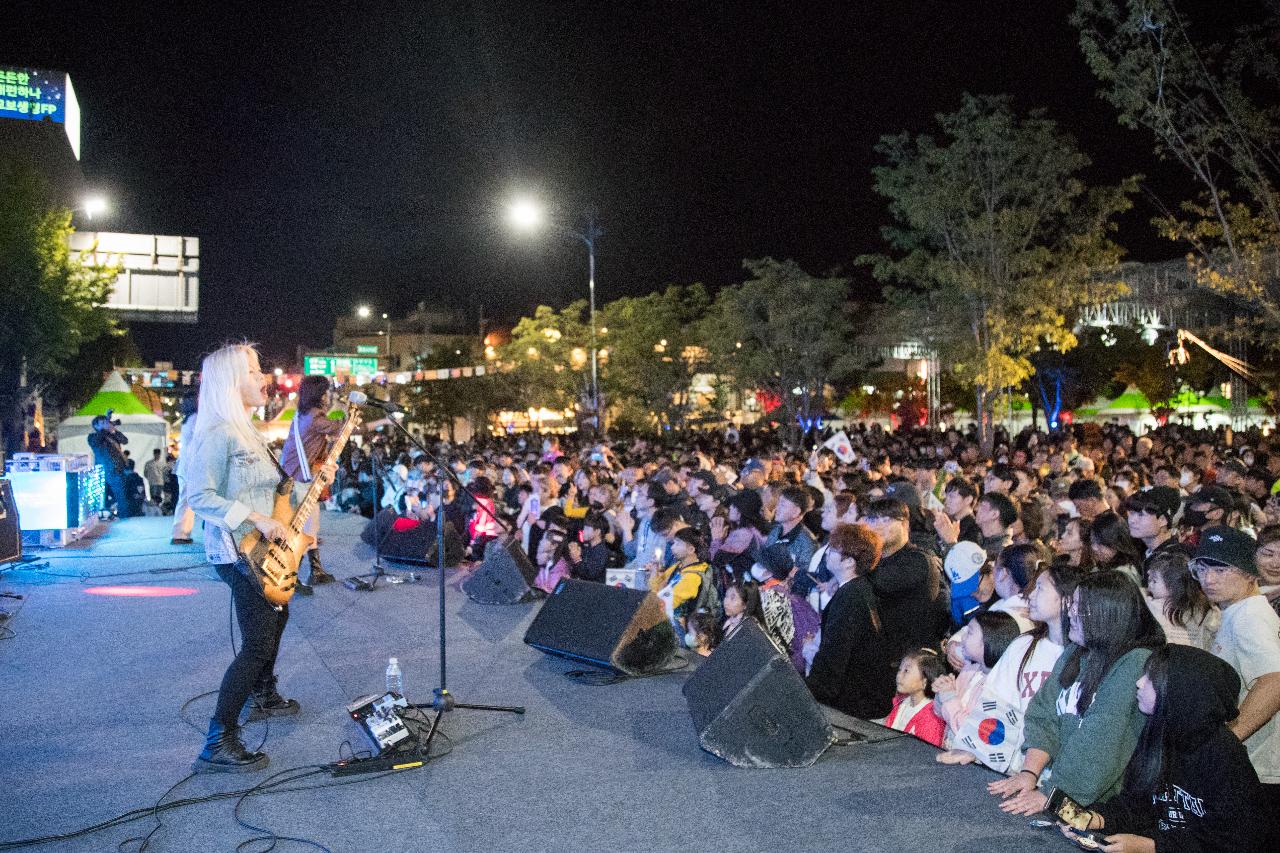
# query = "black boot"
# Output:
<box><xmin>308</xmin><ymin>550</ymin><xmax>335</xmax><ymax>584</ymax></box>
<box><xmin>246</xmin><ymin>676</ymin><xmax>301</xmax><ymax>722</ymax></box>
<box><xmin>193</xmin><ymin>718</ymin><xmax>268</xmax><ymax>773</ymax></box>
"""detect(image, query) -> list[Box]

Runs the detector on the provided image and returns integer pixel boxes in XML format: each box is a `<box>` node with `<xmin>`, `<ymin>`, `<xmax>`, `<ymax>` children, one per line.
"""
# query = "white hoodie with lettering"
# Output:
<box><xmin>952</xmin><ymin>633</ymin><xmax>1064</xmax><ymax>774</ymax></box>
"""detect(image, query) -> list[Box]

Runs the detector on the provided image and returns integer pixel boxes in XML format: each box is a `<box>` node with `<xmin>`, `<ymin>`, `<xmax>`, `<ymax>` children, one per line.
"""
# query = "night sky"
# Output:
<box><xmin>2</xmin><ymin>1</ymin><xmax>1231</xmax><ymax>369</ymax></box>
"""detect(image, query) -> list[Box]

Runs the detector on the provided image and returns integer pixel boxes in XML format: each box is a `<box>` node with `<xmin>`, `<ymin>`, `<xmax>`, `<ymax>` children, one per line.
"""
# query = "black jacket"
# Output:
<box><xmin>869</xmin><ymin>544</ymin><xmax>948</xmax><ymax>661</ymax></box>
<box><xmin>1093</xmin><ymin>645</ymin><xmax>1264</xmax><ymax>853</ymax></box>
<box><xmin>570</xmin><ymin>541</ymin><xmax>615</xmax><ymax>583</ymax></box>
<box><xmin>805</xmin><ymin>576</ymin><xmax>895</xmax><ymax>719</ymax></box>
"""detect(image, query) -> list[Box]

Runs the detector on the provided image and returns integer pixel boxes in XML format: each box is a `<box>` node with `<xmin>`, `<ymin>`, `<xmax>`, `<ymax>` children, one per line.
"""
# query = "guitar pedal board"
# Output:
<box><xmin>346</xmin><ymin>691</ymin><xmax>412</xmax><ymax>754</ymax></box>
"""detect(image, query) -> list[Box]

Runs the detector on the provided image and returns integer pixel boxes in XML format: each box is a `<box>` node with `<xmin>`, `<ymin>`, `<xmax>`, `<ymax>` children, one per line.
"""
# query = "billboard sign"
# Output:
<box><xmin>68</xmin><ymin>232</ymin><xmax>199</xmax><ymax>323</ymax></box>
<box><xmin>304</xmin><ymin>354</ymin><xmax>380</xmax><ymax>377</ymax></box>
<box><xmin>0</xmin><ymin>66</ymin><xmax>81</xmax><ymax>159</ymax></box>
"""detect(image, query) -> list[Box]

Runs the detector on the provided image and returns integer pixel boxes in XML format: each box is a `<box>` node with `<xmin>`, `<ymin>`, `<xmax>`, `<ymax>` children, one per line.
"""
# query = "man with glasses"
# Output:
<box><xmin>862</xmin><ymin>498</ymin><xmax>948</xmax><ymax>662</ymax></box>
<box><xmin>1196</xmin><ymin>526</ymin><xmax>1280</xmax><ymax>845</ymax></box>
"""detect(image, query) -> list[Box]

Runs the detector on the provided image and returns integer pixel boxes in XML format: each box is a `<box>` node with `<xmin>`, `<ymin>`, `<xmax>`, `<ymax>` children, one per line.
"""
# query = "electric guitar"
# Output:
<box><xmin>240</xmin><ymin>396</ymin><xmax>362</xmax><ymax>605</ymax></box>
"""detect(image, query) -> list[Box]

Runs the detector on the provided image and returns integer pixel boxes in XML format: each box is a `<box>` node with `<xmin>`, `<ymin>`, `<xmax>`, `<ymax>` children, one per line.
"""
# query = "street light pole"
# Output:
<box><xmin>508</xmin><ymin>200</ymin><xmax>605</xmax><ymax>433</ymax></box>
<box><xmin>580</xmin><ymin>215</ymin><xmax>603</xmax><ymax>431</ymax></box>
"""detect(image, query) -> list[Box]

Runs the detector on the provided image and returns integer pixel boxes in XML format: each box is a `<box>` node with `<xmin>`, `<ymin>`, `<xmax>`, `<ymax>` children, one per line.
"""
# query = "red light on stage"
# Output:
<box><xmin>84</xmin><ymin>586</ymin><xmax>198</xmax><ymax>598</ymax></box>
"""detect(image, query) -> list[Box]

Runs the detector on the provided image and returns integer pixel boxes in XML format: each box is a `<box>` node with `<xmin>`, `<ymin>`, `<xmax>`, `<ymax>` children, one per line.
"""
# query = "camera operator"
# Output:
<box><xmin>88</xmin><ymin>410</ymin><xmax>134</xmax><ymax>518</ymax></box>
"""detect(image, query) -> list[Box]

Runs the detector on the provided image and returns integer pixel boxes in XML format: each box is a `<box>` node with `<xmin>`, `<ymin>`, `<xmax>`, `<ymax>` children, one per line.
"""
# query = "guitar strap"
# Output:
<box><xmin>290</xmin><ymin>416</ymin><xmax>312</xmax><ymax>483</ymax></box>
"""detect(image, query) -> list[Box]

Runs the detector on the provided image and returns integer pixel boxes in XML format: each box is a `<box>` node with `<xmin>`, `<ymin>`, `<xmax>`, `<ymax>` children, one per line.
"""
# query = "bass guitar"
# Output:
<box><xmin>240</xmin><ymin>393</ymin><xmax>363</xmax><ymax>605</ymax></box>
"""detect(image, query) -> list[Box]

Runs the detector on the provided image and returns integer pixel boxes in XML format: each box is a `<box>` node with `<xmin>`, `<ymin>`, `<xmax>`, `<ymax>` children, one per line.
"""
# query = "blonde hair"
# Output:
<box><xmin>194</xmin><ymin>343</ymin><xmax>265</xmax><ymax>450</ymax></box>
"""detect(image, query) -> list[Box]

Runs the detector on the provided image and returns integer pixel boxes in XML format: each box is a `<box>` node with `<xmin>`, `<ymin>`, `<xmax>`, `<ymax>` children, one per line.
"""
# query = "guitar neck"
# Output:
<box><xmin>289</xmin><ymin>404</ymin><xmax>362</xmax><ymax>532</ymax></box>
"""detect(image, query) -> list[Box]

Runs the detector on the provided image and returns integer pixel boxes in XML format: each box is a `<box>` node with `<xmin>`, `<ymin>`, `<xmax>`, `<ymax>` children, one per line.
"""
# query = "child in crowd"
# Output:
<box><xmin>933</xmin><ymin>610</ymin><xmax>1021</xmax><ymax>754</ymax></box>
<box><xmin>1144</xmin><ymin>551</ymin><xmax>1219</xmax><ymax>650</ymax></box>
<box><xmin>684</xmin><ymin>610</ymin><xmax>722</xmax><ymax>657</ymax></box>
<box><xmin>650</xmin><ymin>527</ymin><xmax>713</xmax><ymax>629</ymax></box>
<box><xmin>721</xmin><ymin>580</ymin><xmax>764</xmax><ymax>638</ymax></box>
<box><xmin>882</xmin><ymin>648</ymin><xmax>947</xmax><ymax>747</ymax></box>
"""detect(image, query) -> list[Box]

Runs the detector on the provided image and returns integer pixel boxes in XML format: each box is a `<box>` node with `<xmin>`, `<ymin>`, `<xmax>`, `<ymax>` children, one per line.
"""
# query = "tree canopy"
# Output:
<box><xmin>862</xmin><ymin>93</ymin><xmax>1137</xmax><ymax>449</ymax></box>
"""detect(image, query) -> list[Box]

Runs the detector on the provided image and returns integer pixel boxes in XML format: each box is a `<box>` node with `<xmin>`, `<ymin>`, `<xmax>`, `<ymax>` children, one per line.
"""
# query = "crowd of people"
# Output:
<box><xmin>315</xmin><ymin>419</ymin><xmax>1279</xmax><ymax>851</ymax></box>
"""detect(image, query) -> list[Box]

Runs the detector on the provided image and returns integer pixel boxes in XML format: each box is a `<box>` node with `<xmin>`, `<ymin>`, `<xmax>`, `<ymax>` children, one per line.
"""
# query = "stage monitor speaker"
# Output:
<box><xmin>463</xmin><ymin>540</ymin><xmax>538</xmax><ymax>604</ymax></box>
<box><xmin>523</xmin><ymin>579</ymin><xmax>678</xmax><ymax>676</ymax></box>
<box><xmin>682</xmin><ymin>619</ymin><xmax>833</xmax><ymax>768</ymax></box>
<box><xmin>0</xmin><ymin>480</ymin><xmax>21</xmax><ymax>565</ymax></box>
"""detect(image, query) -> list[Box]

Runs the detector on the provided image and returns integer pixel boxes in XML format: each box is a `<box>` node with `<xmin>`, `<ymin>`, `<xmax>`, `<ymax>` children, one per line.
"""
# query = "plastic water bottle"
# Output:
<box><xmin>385</xmin><ymin>657</ymin><xmax>403</xmax><ymax>696</ymax></box>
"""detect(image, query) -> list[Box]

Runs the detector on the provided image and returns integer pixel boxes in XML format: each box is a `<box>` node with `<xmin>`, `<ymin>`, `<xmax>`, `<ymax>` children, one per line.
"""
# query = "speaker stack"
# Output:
<box><xmin>0</xmin><ymin>480</ymin><xmax>22</xmax><ymax>566</ymax></box>
<box><xmin>522</xmin><ymin>579</ymin><xmax>679</xmax><ymax>676</ymax></box>
<box><xmin>682</xmin><ymin>619</ymin><xmax>834</xmax><ymax>768</ymax></box>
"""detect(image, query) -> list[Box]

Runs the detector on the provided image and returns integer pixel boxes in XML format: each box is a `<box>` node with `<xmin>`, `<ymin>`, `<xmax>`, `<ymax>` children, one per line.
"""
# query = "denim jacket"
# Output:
<box><xmin>185</xmin><ymin>421</ymin><xmax>285</xmax><ymax>565</ymax></box>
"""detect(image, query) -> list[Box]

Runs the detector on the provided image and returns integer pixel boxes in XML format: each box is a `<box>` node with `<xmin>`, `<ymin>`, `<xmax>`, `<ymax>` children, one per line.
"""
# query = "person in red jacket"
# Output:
<box><xmin>882</xmin><ymin>648</ymin><xmax>947</xmax><ymax>747</ymax></box>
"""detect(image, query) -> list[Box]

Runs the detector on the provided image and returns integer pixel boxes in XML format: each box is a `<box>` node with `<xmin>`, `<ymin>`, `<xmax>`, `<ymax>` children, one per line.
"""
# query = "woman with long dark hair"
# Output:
<box><xmin>187</xmin><ymin>344</ymin><xmax>336</xmax><ymax>772</ymax></box>
<box><xmin>1066</xmin><ymin>645</ymin><xmax>1264</xmax><ymax>852</ymax></box>
<box><xmin>1090</xmin><ymin>510</ymin><xmax>1144</xmax><ymax>587</ymax></box>
<box><xmin>990</xmin><ymin>570</ymin><xmax>1165</xmax><ymax>814</ymax></box>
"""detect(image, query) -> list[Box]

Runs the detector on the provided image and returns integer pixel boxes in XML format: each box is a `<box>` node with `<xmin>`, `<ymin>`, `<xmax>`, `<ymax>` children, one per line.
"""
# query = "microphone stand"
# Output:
<box><xmin>346</xmin><ymin>441</ymin><xmax>423</xmax><ymax>591</ymax></box>
<box><xmin>373</xmin><ymin>413</ymin><xmax>524</xmax><ymax>754</ymax></box>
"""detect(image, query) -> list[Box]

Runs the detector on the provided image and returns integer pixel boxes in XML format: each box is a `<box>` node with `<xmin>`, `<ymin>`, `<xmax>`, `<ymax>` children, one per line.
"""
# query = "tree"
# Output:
<box><xmin>863</xmin><ymin>93</ymin><xmax>1137</xmax><ymax>452</ymax></box>
<box><xmin>496</xmin><ymin>302</ymin><xmax>592</xmax><ymax>417</ymax></box>
<box><xmin>403</xmin><ymin>340</ymin><xmax>516</xmax><ymax>441</ymax></box>
<box><xmin>597</xmin><ymin>284</ymin><xmax>711</xmax><ymax>431</ymax></box>
<box><xmin>0</xmin><ymin>162</ymin><xmax>121</xmax><ymax>454</ymax></box>
<box><xmin>706</xmin><ymin>258</ymin><xmax>857</xmax><ymax>448</ymax></box>
<box><xmin>1073</xmin><ymin>0</ymin><xmax>1280</xmax><ymax>336</ymax></box>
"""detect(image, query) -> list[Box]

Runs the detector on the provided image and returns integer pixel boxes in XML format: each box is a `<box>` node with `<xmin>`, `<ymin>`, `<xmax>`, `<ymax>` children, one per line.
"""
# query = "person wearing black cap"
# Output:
<box><xmin>1195</xmin><ymin>526</ymin><xmax>1280</xmax><ymax>844</ymax></box>
<box><xmin>1182</xmin><ymin>486</ymin><xmax>1239</xmax><ymax>547</ymax></box>
<box><xmin>1126</xmin><ymin>486</ymin><xmax>1189</xmax><ymax>582</ymax></box>
<box><xmin>1071</xmin><ymin>645</ymin><xmax>1265</xmax><ymax>852</ymax></box>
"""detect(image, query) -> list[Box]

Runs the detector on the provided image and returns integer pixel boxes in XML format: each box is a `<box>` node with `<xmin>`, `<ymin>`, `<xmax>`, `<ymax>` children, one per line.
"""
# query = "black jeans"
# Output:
<box><xmin>212</xmin><ymin>562</ymin><xmax>289</xmax><ymax>726</ymax></box>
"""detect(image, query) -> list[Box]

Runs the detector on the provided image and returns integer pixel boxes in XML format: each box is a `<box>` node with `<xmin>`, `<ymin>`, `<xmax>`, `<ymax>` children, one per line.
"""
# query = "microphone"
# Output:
<box><xmin>347</xmin><ymin>390</ymin><xmax>404</xmax><ymax>414</ymax></box>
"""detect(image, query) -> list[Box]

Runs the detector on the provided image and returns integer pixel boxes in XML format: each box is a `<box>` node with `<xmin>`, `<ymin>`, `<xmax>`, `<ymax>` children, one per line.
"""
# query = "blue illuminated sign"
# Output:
<box><xmin>0</xmin><ymin>67</ymin><xmax>65</xmax><ymax>122</ymax></box>
<box><xmin>0</xmin><ymin>66</ymin><xmax>81</xmax><ymax>159</ymax></box>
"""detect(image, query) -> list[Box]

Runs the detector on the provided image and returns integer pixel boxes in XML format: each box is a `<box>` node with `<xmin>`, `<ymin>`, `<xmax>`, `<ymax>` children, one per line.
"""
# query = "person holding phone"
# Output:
<box><xmin>1056</xmin><ymin>645</ymin><xmax>1264</xmax><ymax>852</ymax></box>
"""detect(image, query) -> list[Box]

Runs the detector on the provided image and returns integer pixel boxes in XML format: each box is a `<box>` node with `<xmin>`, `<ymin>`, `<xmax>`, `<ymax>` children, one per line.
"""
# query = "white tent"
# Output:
<box><xmin>57</xmin><ymin>372</ymin><xmax>169</xmax><ymax>494</ymax></box>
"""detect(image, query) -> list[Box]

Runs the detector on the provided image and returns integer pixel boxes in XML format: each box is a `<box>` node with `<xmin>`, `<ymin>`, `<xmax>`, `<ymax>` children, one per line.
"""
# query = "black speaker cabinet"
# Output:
<box><xmin>0</xmin><ymin>480</ymin><xmax>21</xmax><ymax>565</ymax></box>
<box><xmin>463</xmin><ymin>540</ymin><xmax>539</xmax><ymax>604</ymax></box>
<box><xmin>683</xmin><ymin>619</ymin><xmax>834</xmax><ymax>768</ymax></box>
<box><xmin>523</xmin><ymin>579</ymin><xmax>678</xmax><ymax>676</ymax></box>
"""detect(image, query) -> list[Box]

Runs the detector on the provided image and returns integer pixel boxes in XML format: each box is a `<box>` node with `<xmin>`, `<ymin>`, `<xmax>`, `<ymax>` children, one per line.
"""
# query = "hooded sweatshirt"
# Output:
<box><xmin>1093</xmin><ymin>645</ymin><xmax>1264</xmax><ymax>852</ymax></box>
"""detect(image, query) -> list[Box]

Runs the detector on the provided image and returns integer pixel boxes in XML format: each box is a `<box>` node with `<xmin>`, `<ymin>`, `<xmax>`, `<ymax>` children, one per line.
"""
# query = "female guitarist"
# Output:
<box><xmin>187</xmin><ymin>343</ymin><xmax>336</xmax><ymax>772</ymax></box>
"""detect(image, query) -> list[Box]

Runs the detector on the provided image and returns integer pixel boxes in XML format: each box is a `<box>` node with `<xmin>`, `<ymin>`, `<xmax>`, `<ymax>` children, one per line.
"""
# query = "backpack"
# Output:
<box><xmin>687</xmin><ymin>563</ymin><xmax>721</xmax><ymax>620</ymax></box>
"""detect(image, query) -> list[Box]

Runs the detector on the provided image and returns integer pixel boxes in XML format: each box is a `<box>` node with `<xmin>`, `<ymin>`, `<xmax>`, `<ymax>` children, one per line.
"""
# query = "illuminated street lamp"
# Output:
<box><xmin>508</xmin><ymin>197</ymin><xmax>604</xmax><ymax>430</ymax></box>
<box><xmin>81</xmin><ymin>196</ymin><xmax>108</xmax><ymax>220</ymax></box>
<box><xmin>354</xmin><ymin>305</ymin><xmax>393</xmax><ymax>368</ymax></box>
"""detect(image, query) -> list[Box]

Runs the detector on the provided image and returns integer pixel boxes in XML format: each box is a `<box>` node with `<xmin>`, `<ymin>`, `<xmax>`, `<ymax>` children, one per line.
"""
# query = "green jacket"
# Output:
<box><xmin>1023</xmin><ymin>644</ymin><xmax>1152</xmax><ymax>806</ymax></box>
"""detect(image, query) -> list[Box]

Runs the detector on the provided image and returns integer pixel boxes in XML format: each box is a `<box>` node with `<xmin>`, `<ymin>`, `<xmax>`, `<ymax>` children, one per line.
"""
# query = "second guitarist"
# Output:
<box><xmin>279</xmin><ymin>376</ymin><xmax>343</xmax><ymax>592</ymax></box>
<box><xmin>186</xmin><ymin>343</ymin><xmax>336</xmax><ymax>773</ymax></box>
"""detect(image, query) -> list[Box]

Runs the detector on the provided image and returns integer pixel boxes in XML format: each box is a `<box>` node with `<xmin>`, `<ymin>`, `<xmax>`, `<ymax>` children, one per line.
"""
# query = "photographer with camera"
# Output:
<box><xmin>88</xmin><ymin>409</ymin><xmax>134</xmax><ymax>518</ymax></box>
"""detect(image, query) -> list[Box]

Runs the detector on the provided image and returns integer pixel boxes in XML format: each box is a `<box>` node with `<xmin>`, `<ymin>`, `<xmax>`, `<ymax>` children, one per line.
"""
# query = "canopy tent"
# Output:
<box><xmin>57</xmin><ymin>373</ymin><xmax>169</xmax><ymax>487</ymax></box>
<box><xmin>1098</xmin><ymin>387</ymin><xmax>1152</xmax><ymax>416</ymax></box>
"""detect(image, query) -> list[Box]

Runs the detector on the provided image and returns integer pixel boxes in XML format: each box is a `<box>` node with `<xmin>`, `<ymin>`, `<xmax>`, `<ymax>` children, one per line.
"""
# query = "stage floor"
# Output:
<box><xmin>0</xmin><ymin>514</ymin><xmax>1071</xmax><ymax>852</ymax></box>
